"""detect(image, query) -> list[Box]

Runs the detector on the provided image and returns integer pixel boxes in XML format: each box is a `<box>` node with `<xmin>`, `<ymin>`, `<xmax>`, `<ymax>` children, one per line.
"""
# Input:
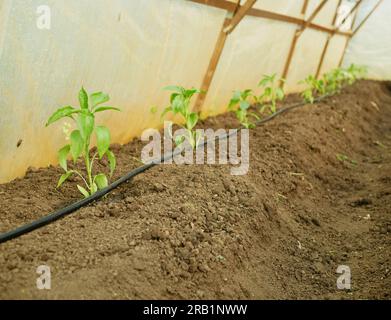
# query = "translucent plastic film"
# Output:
<box><xmin>0</xmin><ymin>0</ymin><xmax>386</xmax><ymax>183</ymax></box>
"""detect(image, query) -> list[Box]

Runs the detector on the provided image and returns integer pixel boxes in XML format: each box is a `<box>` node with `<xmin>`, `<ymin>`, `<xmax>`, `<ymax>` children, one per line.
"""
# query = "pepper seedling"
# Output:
<box><xmin>256</xmin><ymin>74</ymin><xmax>285</xmax><ymax>114</ymax></box>
<box><xmin>228</xmin><ymin>89</ymin><xmax>259</xmax><ymax>129</ymax></box>
<box><xmin>344</xmin><ymin>64</ymin><xmax>367</xmax><ymax>85</ymax></box>
<box><xmin>300</xmin><ymin>75</ymin><xmax>327</xmax><ymax>103</ymax></box>
<box><xmin>46</xmin><ymin>87</ymin><xmax>120</xmax><ymax>198</ymax></box>
<box><xmin>161</xmin><ymin>86</ymin><xmax>202</xmax><ymax>149</ymax></box>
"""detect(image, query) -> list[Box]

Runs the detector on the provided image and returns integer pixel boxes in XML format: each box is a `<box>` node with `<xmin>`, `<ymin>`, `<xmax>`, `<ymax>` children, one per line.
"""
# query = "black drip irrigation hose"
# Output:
<box><xmin>0</xmin><ymin>95</ymin><xmax>328</xmax><ymax>244</ymax></box>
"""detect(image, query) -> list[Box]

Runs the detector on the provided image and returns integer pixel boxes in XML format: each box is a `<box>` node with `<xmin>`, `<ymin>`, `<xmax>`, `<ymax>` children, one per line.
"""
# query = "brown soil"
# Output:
<box><xmin>0</xmin><ymin>80</ymin><xmax>390</xmax><ymax>299</ymax></box>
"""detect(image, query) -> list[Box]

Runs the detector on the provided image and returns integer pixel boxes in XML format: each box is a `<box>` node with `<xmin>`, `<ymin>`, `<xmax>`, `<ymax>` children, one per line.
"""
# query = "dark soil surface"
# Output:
<box><xmin>0</xmin><ymin>80</ymin><xmax>390</xmax><ymax>299</ymax></box>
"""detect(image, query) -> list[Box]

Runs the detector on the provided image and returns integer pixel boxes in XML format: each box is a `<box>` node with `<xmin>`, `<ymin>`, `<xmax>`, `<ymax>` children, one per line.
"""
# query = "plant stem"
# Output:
<box><xmin>84</xmin><ymin>141</ymin><xmax>93</xmax><ymax>191</ymax></box>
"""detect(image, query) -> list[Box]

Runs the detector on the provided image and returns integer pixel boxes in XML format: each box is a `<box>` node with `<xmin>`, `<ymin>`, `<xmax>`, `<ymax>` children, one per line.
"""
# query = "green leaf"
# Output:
<box><xmin>91</xmin><ymin>183</ymin><xmax>98</xmax><ymax>195</ymax></box>
<box><xmin>90</xmin><ymin>92</ymin><xmax>109</xmax><ymax>108</ymax></box>
<box><xmin>239</xmin><ymin>100</ymin><xmax>250</xmax><ymax>111</ymax></box>
<box><xmin>186</xmin><ymin>112</ymin><xmax>198</xmax><ymax>130</ymax></box>
<box><xmin>106</xmin><ymin>150</ymin><xmax>116</xmax><ymax>177</ymax></box>
<box><xmin>93</xmin><ymin>106</ymin><xmax>121</xmax><ymax>114</ymax></box>
<box><xmin>258</xmin><ymin>77</ymin><xmax>270</xmax><ymax>87</ymax></box>
<box><xmin>77</xmin><ymin>185</ymin><xmax>90</xmax><ymax>198</ymax></box>
<box><xmin>172</xmin><ymin>94</ymin><xmax>185</xmax><ymax>114</ymax></box>
<box><xmin>163</xmin><ymin>85</ymin><xmax>184</xmax><ymax>93</ymax></box>
<box><xmin>175</xmin><ymin>135</ymin><xmax>185</xmax><ymax>146</ymax></box>
<box><xmin>57</xmin><ymin>171</ymin><xmax>73</xmax><ymax>188</ymax></box>
<box><xmin>58</xmin><ymin>145</ymin><xmax>70</xmax><ymax>171</ymax></box>
<box><xmin>46</xmin><ymin>106</ymin><xmax>79</xmax><ymax>126</ymax></box>
<box><xmin>79</xmin><ymin>87</ymin><xmax>89</xmax><ymax>110</ymax></box>
<box><xmin>276</xmin><ymin>88</ymin><xmax>285</xmax><ymax>100</ymax></box>
<box><xmin>95</xmin><ymin>173</ymin><xmax>108</xmax><ymax>190</ymax></box>
<box><xmin>228</xmin><ymin>98</ymin><xmax>240</xmax><ymax>110</ymax></box>
<box><xmin>242</xmin><ymin>89</ymin><xmax>253</xmax><ymax>99</ymax></box>
<box><xmin>264</xmin><ymin>87</ymin><xmax>272</xmax><ymax>97</ymax></box>
<box><xmin>161</xmin><ymin>106</ymin><xmax>172</xmax><ymax>119</ymax></box>
<box><xmin>249</xmin><ymin>112</ymin><xmax>260</xmax><ymax>121</ymax></box>
<box><xmin>70</xmin><ymin>130</ymin><xmax>83</xmax><ymax>162</ymax></box>
<box><xmin>184</xmin><ymin>88</ymin><xmax>200</xmax><ymax>98</ymax></box>
<box><xmin>170</xmin><ymin>93</ymin><xmax>179</xmax><ymax>104</ymax></box>
<box><xmin>95</xmin><ymin>125</ymin><xmax>110</xmax><ymax>159</ymax></box>
<box><xmin>76</xmin><ymin>112</ymin><xmax>94</xmax><ymax>140</ymax></box>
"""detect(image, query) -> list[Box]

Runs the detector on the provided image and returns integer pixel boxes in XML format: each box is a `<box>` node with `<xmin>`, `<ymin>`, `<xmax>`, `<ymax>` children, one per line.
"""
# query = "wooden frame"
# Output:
<box><xmin>193</xmin><ymin>0</ymin><xmax>248</xmax><ymax>111</ymax></box>
<box><xmin>188</xmin><ymin>0</ymin><xmax>383</xmax><ymax>111</ymax></box>
<box><xmin>315</xmin><ymin>0</ymin><xmax>343</xmax><ymax>79</ymax></box>
<box><xmin>316</xmin><ymin>0</ymin><xmax>363</xmax><ymax>78</ymax></box>
<box><xmin>190</xmin><ymin>0</ymin><xmax>351</xmax><ymax>36</ymax></box>
<box><xmin>280</xmin><ymin>0</ymin><xmax>327</xmax><ymax>87</ymax></box>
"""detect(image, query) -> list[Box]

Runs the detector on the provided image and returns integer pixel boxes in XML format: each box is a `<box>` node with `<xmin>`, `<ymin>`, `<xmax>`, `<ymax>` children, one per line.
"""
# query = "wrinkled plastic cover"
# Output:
<box><xmin>0</xmin><ymin>0</ymin><xmax>386</xmax><ymax>182</ymax></box>
<box><xmin>343</xmin><ymin>0</ymin><xmax>391</xmax><ymax>80</ymax></box>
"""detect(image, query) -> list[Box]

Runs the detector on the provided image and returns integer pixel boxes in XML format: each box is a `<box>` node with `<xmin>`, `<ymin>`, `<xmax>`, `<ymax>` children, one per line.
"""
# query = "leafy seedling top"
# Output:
<box><xmin>228</xmin><ymin>89</ymin><xmax>259</xmax><ymax>129</ymax></box>
<box><xmin>256</xmin><ymin>74</ymin><xmax>285</xmax><ymax>114</ymax></box>
<box><xmin>46</xmin><ymin>87</ymin><xmax>120</xmax><ymax>198</ymax></box>
<box><xmin>161</xmin><ymin>86</ymin><xmax>202</xmax><ymax>149</ymax></box>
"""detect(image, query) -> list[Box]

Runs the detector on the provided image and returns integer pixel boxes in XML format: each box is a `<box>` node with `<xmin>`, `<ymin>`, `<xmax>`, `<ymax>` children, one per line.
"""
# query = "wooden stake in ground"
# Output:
<box><xmin>193</xmin><ymin>0</ymin><xmax>257</xmax><ymax>112</ymax></box>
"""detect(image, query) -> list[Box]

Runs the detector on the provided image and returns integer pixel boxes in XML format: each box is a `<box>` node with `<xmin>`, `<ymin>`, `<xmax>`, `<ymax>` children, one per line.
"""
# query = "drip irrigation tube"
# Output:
<box><xmin>0</xmin><ymin>95</ymin><xmax>328</xmax><ymax>244</ymax></box>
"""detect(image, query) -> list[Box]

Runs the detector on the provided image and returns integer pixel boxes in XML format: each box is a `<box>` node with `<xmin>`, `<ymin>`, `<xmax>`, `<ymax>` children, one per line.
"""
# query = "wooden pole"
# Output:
<box><xmin>280</xmin><ymin>0</ymin><xmax>327</xmax><ymax>87</ymax></box>
<box><xmin>315</xmin><ymin>0</ymin><xmax>343</xmax><ymax>78</ymax></box>
<box><xmin>193</xmin><ymin>0</ymin><xmax>257</xmax><ymax>112</ymax></box>
<box><xmin>224</xmin><ymin>0</ymin><xmax>257</xmax><ymax>34</ymax></box>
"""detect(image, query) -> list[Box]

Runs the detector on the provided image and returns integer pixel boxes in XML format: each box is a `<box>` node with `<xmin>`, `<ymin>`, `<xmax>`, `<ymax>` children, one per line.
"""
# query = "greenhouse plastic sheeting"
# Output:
<box><xmin>0</xmin><ymin>0</ymin><xmax>388</xmax><ymax>183</ymax></box>
<box><xmin>343</xmin><ymin>0</ymin><xmax>391</xmax><ymax>79</ymax></box>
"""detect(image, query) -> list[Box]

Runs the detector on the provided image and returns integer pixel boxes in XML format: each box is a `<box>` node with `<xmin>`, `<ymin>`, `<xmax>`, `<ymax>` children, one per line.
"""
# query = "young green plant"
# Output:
<box><xmin>256</xmin><ymin>74</ymin><xmax>285</xmax><ymax>114</ymax></box>
<box><xmin>46</xmin><ymin>87</ymin><xmax>120</xmax><ymax>198</ymax></box>
<box><xmin>161</xmin><ymin>86</ymin><xmax>202</xmax><ymax>149</ymax></box>
<box><xmin>343</xmin><ymin>64</ymin><xmax>367</xmax><ymax>85</ymax></box>
<box><xmin>300</xmin><ymin>75</ymin><xmax>327</xmax><ymax>103</ymax></box>
<box><xmin>228</xmin><ymin>89</ymin><xmax>259</xmax><ymax>129</ymax></box>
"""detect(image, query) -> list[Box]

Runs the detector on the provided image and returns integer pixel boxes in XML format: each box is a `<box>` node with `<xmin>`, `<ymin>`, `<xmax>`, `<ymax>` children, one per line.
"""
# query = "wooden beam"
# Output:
<box><xmin>224</xmin><ymin>0</ymin><xmax>257</xmax><ymax>34</ymax></box>
<box><xmin>280</xmin><ymin>0</ymin><xmax>327</xmax><ymax>87</ymax></box>
<box><xmin>189</xmin><ymin>0</ymin><xmax>351</xmax><ymax>37</ymax></box>
<box><xmin>297</xmin><ymin>0</ymin><xmax>328</xmax><ymax>37</ymax></box>
<box><xmin>351</xmin><ymin>0</ymin><xmax>383</xmax><ymax>37</ymax></box>
<box><xmin>315</xmin><ymin>0</ymin><xmax>343</xmax><ymax>78</ymax></box>
<box><xmin>193</xmin><ymin>1</ymin><xmax>242</xmax><ymax>112</ymax></box>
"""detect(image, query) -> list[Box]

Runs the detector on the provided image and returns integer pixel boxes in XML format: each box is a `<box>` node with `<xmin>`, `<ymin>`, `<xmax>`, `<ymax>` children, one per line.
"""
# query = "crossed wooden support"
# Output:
<box><xmin>192</xmin><ymin>0</ymin><xmax>384</xmax><ymax>112</ymax></box>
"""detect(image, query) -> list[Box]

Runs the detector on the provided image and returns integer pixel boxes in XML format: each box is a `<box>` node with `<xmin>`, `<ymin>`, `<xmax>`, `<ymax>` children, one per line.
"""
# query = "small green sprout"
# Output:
<box><xmin>300</xmin><ymin>75</ymin><xmax>327</xmax><ymax>103</ymax></box>
<box><xmin>300</xmin><ymin>64</ymin><xmax>367</xmax><ymax>104</ymax></box>
<box><xmin>46</xmin><ymin>87</ymin><xmax>120</xmax><ymax>198</ymax></box>
<box><xmin>344</xmin><ymin>64</ymin><xmax>368</xmax><ymax>85</ymax></box>
<box><xmin>256</xmin><ymin>74</ymin><xmax>285</xmax><ymax>114</ymax></box>
<box><xmin>228</xmin><ymin>89</ymin><xmax>259</xmax><ymax>129</ymax></box>
<box><xmin>161</xmin><ymin>86</ymin><xmax>202</xmax><ymax>149</ymax></box>
<box><xmin>336</xmin><ymin>153</ymin><xmax>357</xmax><ymax>166</ymax></box>
<box><xmin>323</xmin><ymin>68</ymin><xmax>346</xmax><ymax>95</ymax></box>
